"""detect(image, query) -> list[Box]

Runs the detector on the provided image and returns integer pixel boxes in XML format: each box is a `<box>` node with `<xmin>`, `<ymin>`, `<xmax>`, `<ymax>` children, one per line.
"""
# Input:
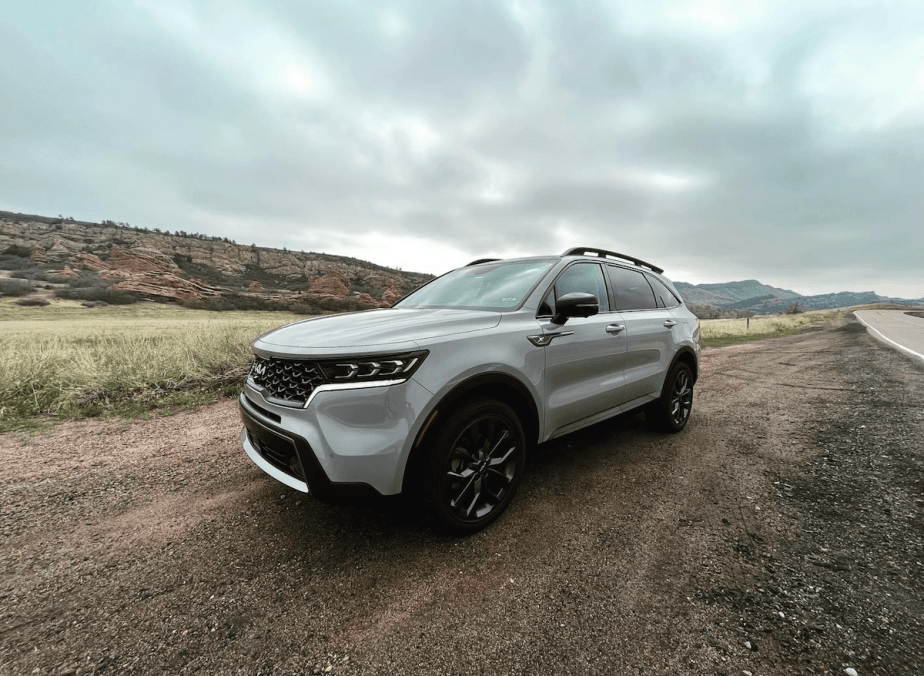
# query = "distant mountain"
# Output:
<box><xmin>751</xmin><ymin>292</ymin><xmax>897</xmax><ymax>314</ymax></box>
<box><xmin>674</xmin><ymin>279</ymin><xmax>923</xmax><ymax>315</ymax></box>
<box><xmin>673</xmin><ymin>279</ymin><xmax>800</xmax><ymax>307</ymax></box>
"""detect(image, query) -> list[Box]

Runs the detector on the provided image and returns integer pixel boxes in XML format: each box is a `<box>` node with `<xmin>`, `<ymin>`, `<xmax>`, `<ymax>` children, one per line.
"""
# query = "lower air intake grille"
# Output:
<box><xmin>248</xmin><ymin>429</ymin><xmax>305</xmax><ymax>482</ymax></box>
<box><xmin>249</xmin><ymin>356</ymin><xmax>325</xmax><ymax>406</ymax></box>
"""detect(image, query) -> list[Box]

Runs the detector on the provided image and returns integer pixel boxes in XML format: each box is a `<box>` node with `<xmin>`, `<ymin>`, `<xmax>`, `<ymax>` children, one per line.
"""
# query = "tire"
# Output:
<box><xmin>648</xmin><ymin>361</ymin><xmax>694</xmax><ymax>432</ymax></box>
<box><xmin>424</xmin><ymin>397</ymin><xmax>525</xmax><ymax>533</ymax></box>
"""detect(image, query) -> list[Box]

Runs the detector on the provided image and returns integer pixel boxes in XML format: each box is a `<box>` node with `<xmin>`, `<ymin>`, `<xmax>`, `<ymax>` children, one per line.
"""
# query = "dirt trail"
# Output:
<box><xmin>2</xmin><ymin>315</ymin><xmax>922</xmax><ymax>675</ymax></box>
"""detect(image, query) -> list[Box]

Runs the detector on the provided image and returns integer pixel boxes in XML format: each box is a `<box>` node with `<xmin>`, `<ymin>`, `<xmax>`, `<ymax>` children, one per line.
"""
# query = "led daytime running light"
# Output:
<box><xmin>318</xmin><ymin>351</ymin><xmax>427</xmax><ymax>383</ymax></box>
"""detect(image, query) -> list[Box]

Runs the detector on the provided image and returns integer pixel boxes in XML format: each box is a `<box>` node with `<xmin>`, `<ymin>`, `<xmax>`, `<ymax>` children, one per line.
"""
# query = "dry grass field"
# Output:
<box><xmin>700</xmin><ymin>309</ymin><xmax>845</xmax><ymax>347</ymax></box>
<box><xmin>0</xmin><ymin>299</ymin><xmax>300</xmax><ymax>430</ymax></box>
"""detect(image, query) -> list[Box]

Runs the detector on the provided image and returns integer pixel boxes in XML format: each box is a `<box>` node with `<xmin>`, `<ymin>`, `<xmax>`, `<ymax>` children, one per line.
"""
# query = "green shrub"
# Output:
<box><xmin>15</xmin><ymin>297</ymin><xmax>50</xmax><ymax>307</ymax></box>
<box><xmin>2</xmin><ymin>245</ymin><xmax>33</xmax><ymax>258</ymax></box>
<box><xmin>0</xmin><ymin>254</ymin><xmax>36</xmax><ymax>270</ymax></box>
<box><xmin>11</xmin><ymin>268</ymin><xmax>54</xmax><ymax>281</ymax></box>
<box><xmin>45</xmin><ymin>274</ymin><xmax>79</xmax><ymax>284</ymax></box>
<box><xmin>0</xmin><ymin>278</ymin><xmax>34</xmax><ymax>297</ymax></box>
<box><xmin>54</xmin><ymin>287</ymin><xmax>139</xmax><ymax>305</ymax></box>
<box><xmin>65</xmin><ymin>275</ymin><xmax>106</xmax><ymax>288</ymax></box>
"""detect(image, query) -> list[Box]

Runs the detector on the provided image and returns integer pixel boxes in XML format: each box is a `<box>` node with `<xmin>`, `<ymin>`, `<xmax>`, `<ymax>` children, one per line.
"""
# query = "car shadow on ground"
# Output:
<box><xmin>243</xmin><ymin>408</ymin><xmax>673</xmax><ymax>553</ymax></box>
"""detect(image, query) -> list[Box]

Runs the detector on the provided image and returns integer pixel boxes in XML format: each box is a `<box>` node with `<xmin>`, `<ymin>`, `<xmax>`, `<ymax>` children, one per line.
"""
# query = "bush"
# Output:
<box><xmin>66</xmin><ymin>275</ymin><xmax>101</xmax><ymax>288</ymax></box>
<box><xmin>2</xmin><ymin>245</ymin><xmax>33</xmax><ymax>258</ymax></box>
<box><xmin>81</xmin><ymin>301</ymin><xmax>109</xmax><ymax>308</ymax></box>
<box><xmin>182</xmin><ymin>294</ymin><xmax>291</xmax><ymax>312</ymax></box>
<box><xmin>54</xmin><ymin>287</ymin><xmax>139</xmax><ymax>305</ymax></box>
<box><xmin>178</xmin><ymin>293</ymin><xmax>376</xmax><ymax>314</ymax></box>
<box><xmin>15</xmin><ymin>297</ymin><xmax>50</xmax><ymax>307</ymax></box>
<box><xmin>10</xmin><ymin>268</ymin><xmax>53</xmax><ymax>281</ymax></box>
<box><xmin>0</xmin><ymin>254</ymin><xmax>36</xmax><ymax>270</ymax></box>
<box><xmin>0</xmin><ymin>278</ymin><xmax>34</xmax><ymax>297</ymax></box>
<box><xmin>353</xmin><ymin>283</ymin><xmax>385</xmax><ymax>297</ymax></box>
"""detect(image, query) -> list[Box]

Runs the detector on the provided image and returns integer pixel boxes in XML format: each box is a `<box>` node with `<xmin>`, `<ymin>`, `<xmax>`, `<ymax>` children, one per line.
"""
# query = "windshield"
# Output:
<box><xmin>396</xmin><ymin>259</ymin><xmax>557</xmax><ymax>310</ymax></box>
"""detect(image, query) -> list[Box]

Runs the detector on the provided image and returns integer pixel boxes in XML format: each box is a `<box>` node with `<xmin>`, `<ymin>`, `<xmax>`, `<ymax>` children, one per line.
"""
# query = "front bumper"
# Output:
<box><xmin>238</xmin><ymin>375</ymin><xmax>433</xmax><ymax>497</ymax></box>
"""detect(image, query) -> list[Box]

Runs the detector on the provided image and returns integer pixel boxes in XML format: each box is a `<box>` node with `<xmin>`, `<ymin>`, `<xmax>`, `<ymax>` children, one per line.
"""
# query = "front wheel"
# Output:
<box><xmin>648</xmin><ymin>362</ymin><xmax>694</xmax><ymax>432</ymax></box>
<box><xmin>425</xmin><ymin>398</ymin><xmax>525</xmax><ymax>533</ymax></box>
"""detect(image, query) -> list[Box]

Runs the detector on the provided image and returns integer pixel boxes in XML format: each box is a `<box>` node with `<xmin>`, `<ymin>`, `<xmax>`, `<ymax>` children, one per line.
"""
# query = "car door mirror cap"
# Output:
<box><xmin>552</xmin><ymin>292</ymin><xmax>599</xmax><ymax>325</ymax></box>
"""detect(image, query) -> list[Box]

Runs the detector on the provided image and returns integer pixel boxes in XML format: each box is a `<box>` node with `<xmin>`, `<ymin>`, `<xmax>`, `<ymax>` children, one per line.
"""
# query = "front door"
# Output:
<box><xmin>541</xmin><ymin>262</ymin><xmax>629</xmax><ymax>436</ymax></box>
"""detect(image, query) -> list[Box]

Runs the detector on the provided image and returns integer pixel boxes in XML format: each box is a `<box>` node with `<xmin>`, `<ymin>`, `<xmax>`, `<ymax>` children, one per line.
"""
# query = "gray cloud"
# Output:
<box><xmin>1</xmin><ymin>0</ymin><xmax>922</xmax><ymax>297</ymax></box>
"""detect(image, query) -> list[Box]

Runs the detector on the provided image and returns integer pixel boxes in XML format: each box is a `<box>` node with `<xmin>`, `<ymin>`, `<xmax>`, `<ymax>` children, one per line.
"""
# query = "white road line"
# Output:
<box><xmin>855</xmin><ymin>312</ymin><xmax>924</xmax><ymax>364</ymax></box>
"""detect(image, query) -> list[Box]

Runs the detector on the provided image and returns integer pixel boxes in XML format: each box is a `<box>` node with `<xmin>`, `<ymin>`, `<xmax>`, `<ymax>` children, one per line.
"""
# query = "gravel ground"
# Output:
<box><xmin>1</xmin><ymin>313</ymin><xmax>922</xmax><ymax>676</ymax></box>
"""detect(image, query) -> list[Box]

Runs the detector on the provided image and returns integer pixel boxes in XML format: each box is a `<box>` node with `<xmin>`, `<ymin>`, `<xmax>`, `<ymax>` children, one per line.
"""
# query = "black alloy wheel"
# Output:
<box><xmin>426</xmin><ymin>398</ymin><xmax>525</xmax><ymax>532</ymax></box>
<box><xmin>668</xmin><ymin>365</ymin><xmax>693</xmax><ymax>427</ymax></box>
<box><xmin>648</xmin><ymin>361</ymin><xmax>694</xmax><ymax>432</ymax></box>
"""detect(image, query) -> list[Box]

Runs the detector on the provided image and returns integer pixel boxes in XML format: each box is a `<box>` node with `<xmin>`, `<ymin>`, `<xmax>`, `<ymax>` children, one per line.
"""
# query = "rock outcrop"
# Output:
<box><xmin>308</xmin><ymin>272</ymin><xmax>350</xmax><ymax>298</ymax></box>
<box><xmin>71</xmin><ymin>246</ymin><xmax>226</xmax><ymax>301</ymax></box>
<box><xmin>1</xmin><ymin>211</ymin><xmax>433</xmax><ymax>306</ymax></box>
<box><xmin>111</xmin><ymin>274</ymin><xmax>224</xmax><ymax>301</ymax></box>
<box><xmin>51</xmin><ymin>265</ymin><xmax>79</xmax><ymax>278</ymax></box>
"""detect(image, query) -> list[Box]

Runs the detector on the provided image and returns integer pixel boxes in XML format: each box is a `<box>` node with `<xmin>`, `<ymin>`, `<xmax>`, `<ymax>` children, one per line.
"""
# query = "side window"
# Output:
<box><xmin>547</xmin><ymin>263</ymin><xmax>610</xmax><ymax>313</ymax></box>
<box><xmin>647</xmin><ymin>275</ymin><xmax>681</xmax><ymax>308</ymax></box>
<box><xmin>606</xmin><ymin>266</ymin><xmax>657</xmax><ymax>311</ymax></box>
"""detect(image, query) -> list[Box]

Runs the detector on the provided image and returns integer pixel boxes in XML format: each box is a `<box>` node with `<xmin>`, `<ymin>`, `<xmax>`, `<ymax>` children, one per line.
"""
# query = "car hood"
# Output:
<box><xmin>254</xmin><ymin>308</ymin><xmax>502</xmax><ymax>352</ymax></box>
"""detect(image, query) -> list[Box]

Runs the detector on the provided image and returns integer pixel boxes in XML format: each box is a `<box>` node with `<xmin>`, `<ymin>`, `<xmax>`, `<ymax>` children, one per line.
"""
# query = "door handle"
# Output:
<box><xmin>605</xmin><ymin>324</ymin><xmax>625</xmax><ymax>334</ymax></box>
<box><xmin>663</xmin><ymin>320</ymin><xmax>677</xmax><ymax>328</ymax></box>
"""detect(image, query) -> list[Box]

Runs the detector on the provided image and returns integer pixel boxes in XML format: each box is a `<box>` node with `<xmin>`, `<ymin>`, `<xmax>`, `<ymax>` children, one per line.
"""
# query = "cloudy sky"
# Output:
<box><xmin>2</xmin><ymin>1</ymin><xmax>922</xmax><ymax>298</ymax></box>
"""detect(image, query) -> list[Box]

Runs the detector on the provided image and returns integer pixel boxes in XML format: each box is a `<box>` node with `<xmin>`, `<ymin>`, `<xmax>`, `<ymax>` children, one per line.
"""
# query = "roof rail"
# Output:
<box><xmin>562</xmin><ymin>247</ymin><xmax>664</xmax><ymax>274</ymax></box>
<box><xmin>466</xmin><ymin>258</ymin><xmax>500</xmax><ymax>266</ymax></box>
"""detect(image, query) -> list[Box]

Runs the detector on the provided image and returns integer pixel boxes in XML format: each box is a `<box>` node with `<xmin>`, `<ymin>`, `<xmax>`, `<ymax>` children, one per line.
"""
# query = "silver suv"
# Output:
<box><xmin>239</xmin><ymin>247</ymin><xmax>700</xmax><ymax>531</ymax></box>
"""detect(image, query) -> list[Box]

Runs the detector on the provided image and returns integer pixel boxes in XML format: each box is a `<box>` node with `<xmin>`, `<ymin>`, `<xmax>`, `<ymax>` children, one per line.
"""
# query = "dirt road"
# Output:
<box><xmin>2</xmin><ymin>314</ymin><xmax>922</xmax><ymax>676</ymax></box>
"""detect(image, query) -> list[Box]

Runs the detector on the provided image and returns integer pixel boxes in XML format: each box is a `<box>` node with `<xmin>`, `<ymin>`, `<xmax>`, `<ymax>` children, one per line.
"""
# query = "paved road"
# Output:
<box><xmin>854</xmin><ymin>309</ymin><xmax>924</xmax><ymax>363</ymax></box>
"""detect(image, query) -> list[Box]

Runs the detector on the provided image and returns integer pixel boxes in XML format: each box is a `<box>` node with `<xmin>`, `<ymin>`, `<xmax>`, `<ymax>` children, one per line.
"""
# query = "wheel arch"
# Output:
<box><xmin>401</xmin><ymin>372</ymin><xmax>541</xmax><ymax>493</ymax></box>
<box><xmin>661</xmin><ymin>347</ymin><xmax>699</xmax><ymax>395</ymax></box>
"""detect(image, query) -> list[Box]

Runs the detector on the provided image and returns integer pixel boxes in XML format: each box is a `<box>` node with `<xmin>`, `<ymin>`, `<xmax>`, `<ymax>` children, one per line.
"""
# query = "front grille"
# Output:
<box><xmin>249</xmin><ymin>356</ymin><xmax>326</xmax><ymax>406</ymax></box>
<box><xmin>248</xmin><ymin>429</ymin><xmax>305</xmax><ymax>482</ymax></box>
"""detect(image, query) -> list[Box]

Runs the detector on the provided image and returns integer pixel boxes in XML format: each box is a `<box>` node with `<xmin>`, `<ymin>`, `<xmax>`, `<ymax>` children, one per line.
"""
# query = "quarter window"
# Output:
<box><xmin>606</xmin><ymin>266</ymin><xmax>657</xmax><ymax>311</ymax></box>
<box><xmin>647</xmin><ymin>275</ymin><xmax>681</xmax><ymax>308</ymax></box>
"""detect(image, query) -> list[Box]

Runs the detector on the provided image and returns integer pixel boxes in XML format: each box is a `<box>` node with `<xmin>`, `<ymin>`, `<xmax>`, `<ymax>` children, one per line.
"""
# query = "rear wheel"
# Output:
<box><xmin>425</xmin><ymin>398</ymin><xmax>525</xmax><ymax>533</ymax></box>
<box><xmin>648</xmin><ymin>361</ymin><xmax>694</xmax><ymax>432</ymax></box>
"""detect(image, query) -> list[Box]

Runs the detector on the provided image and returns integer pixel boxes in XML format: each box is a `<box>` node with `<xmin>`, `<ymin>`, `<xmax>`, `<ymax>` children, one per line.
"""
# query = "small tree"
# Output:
<box><xmin>786</xmin><ymin>302</ymin><xmax>804</xmax><ymax>315</ymax></box>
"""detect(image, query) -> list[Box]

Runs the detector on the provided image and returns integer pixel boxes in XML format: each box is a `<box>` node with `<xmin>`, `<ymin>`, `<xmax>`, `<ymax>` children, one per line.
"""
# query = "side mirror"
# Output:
<box><xmin>552</xmin><ymin>292</ymin><xmax>599</xmax><ymax>325</ymax></box>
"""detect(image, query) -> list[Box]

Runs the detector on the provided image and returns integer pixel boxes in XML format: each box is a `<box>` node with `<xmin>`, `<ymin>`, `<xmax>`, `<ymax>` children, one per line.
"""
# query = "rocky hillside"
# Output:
<box><xmin>0</xmin><ymin>211</ymin><xmax>432</xmax><ymax>310</ymax></box>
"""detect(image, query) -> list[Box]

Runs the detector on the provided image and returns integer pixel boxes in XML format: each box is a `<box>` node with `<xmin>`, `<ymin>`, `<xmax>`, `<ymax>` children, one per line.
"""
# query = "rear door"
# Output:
<box><xmin>540</xmin><ymin>262</ymin><xmax>629</xmax><ymax>435</ymax></box>
<box><xmin>604</xmin><ymin>265</ymin><xmax>678</xmax><ymax>404</ymax></box>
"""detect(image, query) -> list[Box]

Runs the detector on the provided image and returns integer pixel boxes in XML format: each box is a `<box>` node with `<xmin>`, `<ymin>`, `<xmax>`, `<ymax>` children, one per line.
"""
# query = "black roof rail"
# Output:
<box><xmin>562</xmin><ymin>247</ymin><xmax>664</xmax><ymax>274</ymax></box>
<box><xmin>466</xmin><ymin>258</ymin><xmax>500</xmax><ymax>266</ymax></box>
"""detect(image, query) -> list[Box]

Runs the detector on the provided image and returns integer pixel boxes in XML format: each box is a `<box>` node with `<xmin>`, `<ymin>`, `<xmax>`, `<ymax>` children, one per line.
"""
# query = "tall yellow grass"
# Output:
<box><xmin>0</xmin><ymin>300</ymin><xmax>300</xmax><ymax>428</ymax></box>
<box><xmin>700</xmin><ymin>309</ymin><xmax>843</xmax><ymax>346</ymax></box>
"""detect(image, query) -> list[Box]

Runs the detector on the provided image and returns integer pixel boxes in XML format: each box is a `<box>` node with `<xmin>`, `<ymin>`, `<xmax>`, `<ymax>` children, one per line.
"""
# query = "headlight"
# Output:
<box><xmin>316</xmin><ymin>350</ymin><xmax>428</xmax><ymax>384</ymax></box>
